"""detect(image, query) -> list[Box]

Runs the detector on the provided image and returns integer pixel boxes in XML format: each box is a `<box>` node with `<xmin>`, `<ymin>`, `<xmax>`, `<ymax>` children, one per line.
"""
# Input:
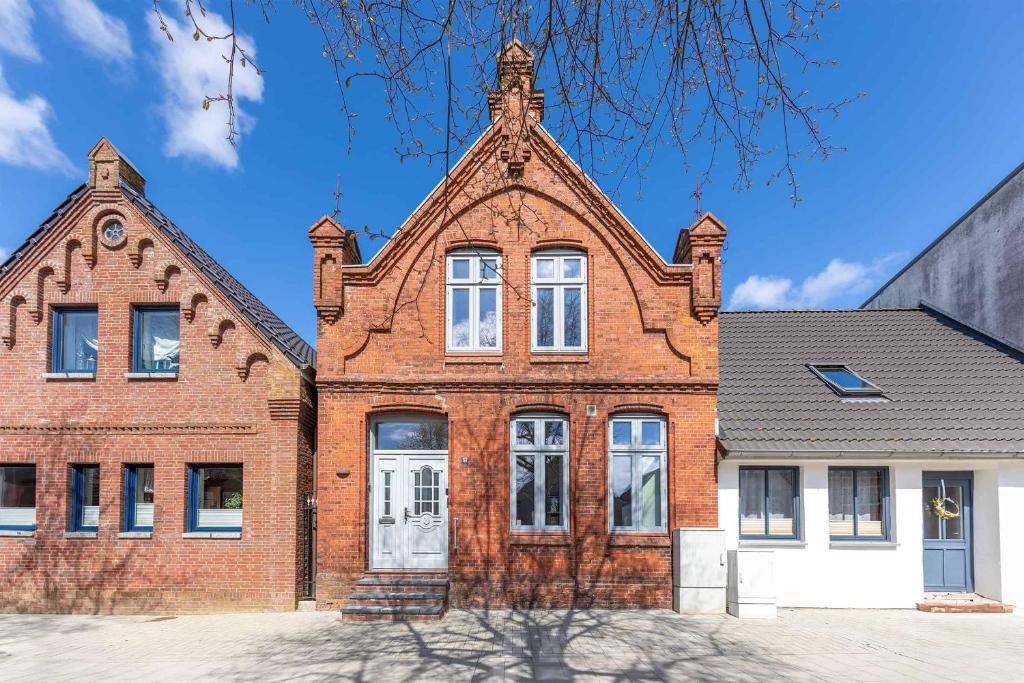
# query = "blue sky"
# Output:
<box><xmin>1</xmin><ymin>1</ymin><xmax>1022</xmax><ymax>346</ymax></box>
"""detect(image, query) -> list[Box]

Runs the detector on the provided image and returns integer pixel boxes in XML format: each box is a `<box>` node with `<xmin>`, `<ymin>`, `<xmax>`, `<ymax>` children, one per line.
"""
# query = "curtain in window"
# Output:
<box><xmin>60</xmin><ymin>311</ymin><xmax>98</xmax><ymax>371</ymax></box>
<box><xmin>140</xmin><ymin>310</ymin><xmax>180</xmax><ymax>370</ymax></box>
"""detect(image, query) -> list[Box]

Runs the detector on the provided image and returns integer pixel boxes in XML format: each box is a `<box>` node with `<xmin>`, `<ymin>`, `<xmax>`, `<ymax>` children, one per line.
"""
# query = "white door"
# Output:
<box><xmin>371</xmin><ymin>453</ymin><xmax>448</xmax><ymax>570</ymax></box>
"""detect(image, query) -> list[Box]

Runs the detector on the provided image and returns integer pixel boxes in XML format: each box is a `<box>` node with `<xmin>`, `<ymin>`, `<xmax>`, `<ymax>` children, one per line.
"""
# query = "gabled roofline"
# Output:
<box><xmin>862</xmin><ymin>158</ymin><xmax>1024</xmax><ymax>307</ymax></box>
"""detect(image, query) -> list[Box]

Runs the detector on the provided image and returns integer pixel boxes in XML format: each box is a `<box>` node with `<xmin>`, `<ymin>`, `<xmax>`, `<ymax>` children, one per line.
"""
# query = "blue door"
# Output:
<box><xmin>922</xmin><ymin>472</ymin><xmax>973</xmax><ymax>592</ymax></box>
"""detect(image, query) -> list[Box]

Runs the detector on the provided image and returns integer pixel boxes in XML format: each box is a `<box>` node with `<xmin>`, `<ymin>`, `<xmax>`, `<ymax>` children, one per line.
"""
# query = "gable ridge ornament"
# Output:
<box><xmin>676</xmin><ymin>212</ymin><xmax>727</xmax><ymax>324</ymax></box>
<box><xmin>489</xmin><ymin>40</ymin><xmax>545</xmax><ymax>178</ymax></box>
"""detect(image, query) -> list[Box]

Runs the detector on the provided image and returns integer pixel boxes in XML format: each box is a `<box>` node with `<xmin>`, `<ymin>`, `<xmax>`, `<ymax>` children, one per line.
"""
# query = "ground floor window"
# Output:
<box><xmin>828</xmin><ymin>467</ymin><xmax>889</xmax><ymax>539</ymax></box>
<box><xmin>608</xmin><ymin>415</ymin><xmax>667</xmax><ymax>531</ymax></box>
<box><xmin>123</xmin><ymin>465</ymin><xmax>154</xmax><ymax>532</ymax></box>
<box><xmin>188</xmin><ymin>465</ymin><xmax>243</xmax><ymax>532</ymax></box>
<box><xmin>70</xmin><ymin>464</ymin><xmax>100</xmax><ymax>532</ymax></box>
<box><xmin>739</xmin><ymin>467</ymin><xmax>799</xmax><ymax>539</ymax></box>
<box><xmin>0</xmin><ymin>464</ymin><xmax>36</xmax><ymax>530</ymax></box>
<box><xmin>511</xmin><ymin>415</ymin><xmax>569</xmax><ymax>531</ymax></box>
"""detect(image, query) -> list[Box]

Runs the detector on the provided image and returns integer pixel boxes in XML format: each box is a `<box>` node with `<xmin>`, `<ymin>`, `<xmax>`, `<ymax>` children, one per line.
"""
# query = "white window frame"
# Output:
<box><xmin>530</xmin><ymin>250</ymin><xmax>588</xmax><ymax>352</ymax></box>
<box><xmin>510</xmin><ymin>414</ymin><xmax>570</xmax><ymax>532</ymax></box>
<box><xmin>607</xmin><ymin>415</ymin><xmax>668</xmax><ymax>532</ymax></box>
<box><xmin>445</xmin><ymin>250</ymin><xmax>503</xmax><ymax>352</ymax></box>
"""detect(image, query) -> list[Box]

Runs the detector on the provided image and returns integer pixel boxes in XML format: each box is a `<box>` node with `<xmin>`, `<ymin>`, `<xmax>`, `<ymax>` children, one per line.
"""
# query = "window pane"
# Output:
<box><xmin>451</xmin><ymin>288</ymin><xmax>471</xmax><ymax>348</ymax></box>
<box><xmin>382</xmin><ymin>471</ymin><xmax>392</xmax><ymax>517</ymax></box>
<box><xmin>198</xmin><ymin>467</ymin><xmax>242</xmax><ymax>509</ymax></box>
<box><xmin>563</xmin><ymin>287</ymin><xmax>582</xmax><ymax>347</ymax></box>
<box><xmin>544</xmin><ymin>420</ymin><xmax>564</xmax><ymax>446</ymax></box>
<box><xmin>134</xmin><ymin>466</ymin><xmax>154</xmax><ymax>528</ymax></box>
<box><xmin>535</xmin><ymin>258</ymin><xmax>555</xmax><ymax>279</ymax></box>
<box><xmin>818</xmin><ymin>367</ymin><xmax>873</xmax><ymax>390</ymax></box>
<box><xmin>478</xmin><ymin>288</ymin><xmax>498</xmax><ymax>348</ymax></box>
<box><xmin>828</xmin><ymin>470</ymin><xmax>855</xmax><ymax>537</ymax></box>
<box><xmin>641</xmin><ymin>456</ymin><xmax>662</xmax><ymax>528</ymax></box>
<box><xmin>58</xmin><ymin>309</ymin><xmax>98</xmax><ymax>372</ymax></box>
<box><xmin>563</xmin><ymin>258</ymin><xmax>582</xmax><ymax>279</ymax></box>
<box><xmin>856</xmin><ymin>470</ymin><xmax>884</xmax><ymax>537</ymax></box>
<box><xmin>480</xmin><ymin>258</ymin><xmax>499</xmax><ymax>281</ymax></box>
<box><xmin>81</xmin><ymin>465</ymin><xmax>100</xmax><ymax>529</ymax></box>
<box><xmin>515</xmin><ymin>420</ymin><xmax>535</xmax><ymax>446</ymax></box>
<box><xmin>536</xmin><ymin>288</ymin><xmax>555</xmax><ymax>347</ymax></box>
<box><xmin>943</xmin><ymin>484</ymin><xmax>964</xmax><ymax>540</ymax></box>
<box><xmin>739</xmin><ymin>469</ymin><xmax>766</xmax><ymax>536</ymax></box>
<box><xmin>922</xmin><ymin>484</ymin><xmax>941</xmax><ymax>540</ymax></box>
<box><xmin>139</xmin><ymin>309</ymin><xmax>179</xmax><ymax>371</ymax></box>
<box><xmin>0</xmin><ymin>466</ymin><xmax>35</xmax><ymax>528</ymax></box>
<box><xmin>612</xmin><ymin>455</ymin><xmax>633</xmax><ymax>527</ymax></box>
<box><xmin>377</xmin><ymin>422</ymin><xmax>448</xmax><ymax>450</ymax></box>
<box><xmin>451</xmin><ymin>258</ymin><xmax>470</xmax><ymax>279</ymax></box>
<box><xmin>611</xmin><ymin>421</ymin><xmax>631</xmax><ymax>446</ymax></box>
<box><xmin>515</xmin><ymin>455</ymin><xmax>535</xmax><ymax>526</ymax></box>
<box><xmin>544</xmin><ymin>454</ymin><xmax>563</xmax><ymax>527</ymax></box>
<box><xmin>640</xmin><ymin>421</ymin><xmax>661</xmax><ymax>446</ymax></box>
<box><xmin>413</xmin><ymin>466</ymin><xmax>440</xmax><ymax>516</ymax></box>
<box><xmin>767</xmin><ymin>469</ymin><xmax>795</xmax><ymax>536</ymax></box>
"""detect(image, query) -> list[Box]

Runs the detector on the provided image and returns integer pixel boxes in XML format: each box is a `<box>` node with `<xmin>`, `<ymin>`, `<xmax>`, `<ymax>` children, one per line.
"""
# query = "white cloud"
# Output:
<box><xmin>729</xmin><ymin>254</ymin><xmax>904</xmax><ymax>310</ymax></box>
<box><xmin>50</xmin><ymin>0</ymin><xmax>133</xmax><ymax>63</ymax></box>
<box><xmin>0</xmin><ymin>65</ymin><xmax>75</xmax><ymax>174</ymax></box>
<box><xmin>147</xmin><ymin>4</ymin><xmax>263</xmax><ymax>169</ymax></box>
<box><xmin>0</xmin><ymin>0</ymin><xmax>40</xmax><ymax>62</ymax></box>
<box><xmin>0</xmin><ymin>247</ymin><xmax>9</xmax><ymax>262</ymax></box>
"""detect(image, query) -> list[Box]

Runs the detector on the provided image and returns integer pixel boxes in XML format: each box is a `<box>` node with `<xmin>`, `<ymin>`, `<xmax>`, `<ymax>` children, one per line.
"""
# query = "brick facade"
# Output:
<box><xmin>313</xmin><ymin>43</ymin><xmax>726</xmax><ymax>609</ymax></box>
<box><xmin>0</xmin><ymin>140</ymin><xmax>316</xmax><ymax>614</ymax></box>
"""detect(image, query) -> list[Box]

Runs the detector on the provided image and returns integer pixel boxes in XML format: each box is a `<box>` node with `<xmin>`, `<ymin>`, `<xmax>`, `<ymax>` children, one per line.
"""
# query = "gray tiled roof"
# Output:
<box><xmin>1</xmin><ymin>182</ymin><xmax>315</xmax><ymax>371</ymax></box>
<box><xmin>718</xmin><ymin>308</ymin><xmax>1024</xmax><ymax>454</ymax></box>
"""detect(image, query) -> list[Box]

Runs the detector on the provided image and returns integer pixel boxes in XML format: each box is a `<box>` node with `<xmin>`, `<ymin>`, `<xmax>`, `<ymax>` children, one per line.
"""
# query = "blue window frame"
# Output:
<box><xmin>123</xmin><ymin>465</ymin><xmax>154</xmax><ymax>532</ymax></box>
<box><xmin>187</xmin><ymin>465</ymin><xmax>243</xmax><ymax>532</ymax></box>
<box><xmin>0</xmin><ymin>465</ymin><xmax>37</xmax><ymax>531</ymax></box>
<box><xmin>69</xmin><ymin>464</ymin><xmax>100</xmax><ymax>532</ymax></box>
<box><xmin>52</xmin><ymin>307</ymin><xmax>98</xmax><ymax>373</ymax></box>
<box><xmin>739</xmin><ymin>466</ymin><xmax>800</xmax><ymax>540</ymax></box>
<box><xmin>132</xmin><ymin>306</ymin><xmax>180</xmax><ymax>373</ymax></box>
<box><xmin>828</xmin><ymin>467</ymin><xmax>891</xmax><ymax>540</ymax></box>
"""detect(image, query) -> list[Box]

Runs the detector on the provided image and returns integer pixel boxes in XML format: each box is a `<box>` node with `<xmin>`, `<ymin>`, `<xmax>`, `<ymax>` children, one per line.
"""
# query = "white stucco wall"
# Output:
<box><xmin>718</xmin><ymin>457</ymin><xmax>1024</xmax><ymax>608</ymax></box>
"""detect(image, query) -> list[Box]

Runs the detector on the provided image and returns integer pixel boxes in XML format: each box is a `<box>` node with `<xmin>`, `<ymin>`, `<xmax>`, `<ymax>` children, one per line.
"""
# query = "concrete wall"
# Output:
<box><xmin>718</xmin><ymin>458</ymin><xmax>1024</xmax><ymax>608</ymax></box>
<box><xmin>865</xmin><ymin>163</ymin><xmax>1024</xmax><ymax>349</ymax></box>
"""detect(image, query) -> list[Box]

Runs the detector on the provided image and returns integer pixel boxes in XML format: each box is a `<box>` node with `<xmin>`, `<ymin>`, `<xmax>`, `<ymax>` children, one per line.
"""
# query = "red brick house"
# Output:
<box><xmin>0</xmin><ymin>139</ymin><xmax>316</xmax><ymax>613</ymax></box>
<box><xmin>312</xmin><ymin>42</ymin><xmax>726</xmax><ymax>618</ymax></box>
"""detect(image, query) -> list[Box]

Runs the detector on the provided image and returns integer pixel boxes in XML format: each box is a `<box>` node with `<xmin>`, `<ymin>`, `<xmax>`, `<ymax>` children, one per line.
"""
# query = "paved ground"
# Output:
<box><xmin>2</xmin><ymin>608</ymin><xmax>1023</xmax><ymax>682</ymax></box>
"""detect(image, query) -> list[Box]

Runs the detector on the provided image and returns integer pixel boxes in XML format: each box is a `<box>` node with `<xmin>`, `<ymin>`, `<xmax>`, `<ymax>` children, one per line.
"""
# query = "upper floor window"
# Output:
<box><xmin>133</xmin><ymin>306</ymin><xmax>180</xmax><ymax>373</ymax></box>
<box><xmin>531</xmin><ymin>251</ymin><xmax>587</xmax><ymax>352</ymax></box>
<box><xmin>511</xmin><ymin>415</ymin><xmax>570</xmax><ymax>531</ymax></box>
<box><xmin>608</xmin><ymin>415</ymin><xmax>667</xmax><ymax>531</ymax></box>
<box><xmin>446</xmin><ymin>251</ymin><xmax>502</xmax><ymax>352</ymax></box>
<box><xmin>52</xmin><ymin>307</ymin><xmax>98</xmax><ymax>373</ymax></box>
<box><xmin>0</xmin><ymin>465</ymin><xmax>36</xmax><ymax>531</ymax></box>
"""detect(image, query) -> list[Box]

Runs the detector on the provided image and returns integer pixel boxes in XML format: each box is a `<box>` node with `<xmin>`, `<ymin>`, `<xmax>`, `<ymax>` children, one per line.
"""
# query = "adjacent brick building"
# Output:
<box><xmin>312</xmin><ymin>42</ymin><xmax>726</xmax><ymax>617</ymax></box>
<box><xmin>0</xmin><ymin>139</ymin><xmax>316</xmax><ymax>613</ymax></box>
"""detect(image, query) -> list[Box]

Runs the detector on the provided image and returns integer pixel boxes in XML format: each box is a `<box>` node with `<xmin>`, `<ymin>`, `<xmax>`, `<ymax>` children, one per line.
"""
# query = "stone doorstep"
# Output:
<box><xmin>917</xmin><ymin>593</ymin><xmax>1014</xmax><ymax>613</ymax></box>
<box><xmin>343</xmin><ymin>573</ymin><xmax>450</xmax><ymax>622</ymax></box>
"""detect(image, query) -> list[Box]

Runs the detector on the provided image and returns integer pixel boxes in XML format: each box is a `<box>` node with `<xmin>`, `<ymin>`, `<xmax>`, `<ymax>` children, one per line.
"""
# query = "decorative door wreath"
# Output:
<box><xmin>929</xmin><ymin>496</ymin><xmax>961</xmax><ymax>520</ymax></box>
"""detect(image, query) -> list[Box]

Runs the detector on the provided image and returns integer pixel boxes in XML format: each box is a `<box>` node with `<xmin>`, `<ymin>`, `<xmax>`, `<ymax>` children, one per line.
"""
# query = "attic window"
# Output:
<box><xmin>809</xmin><ymin>365</ymin><xmax>883</xmax><ymax>397</ymax></box>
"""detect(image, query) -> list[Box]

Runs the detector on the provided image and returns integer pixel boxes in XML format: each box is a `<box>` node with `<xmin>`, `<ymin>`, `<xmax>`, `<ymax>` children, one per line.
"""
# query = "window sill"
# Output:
<box><xmin>444</xmin><ymin>354</ymin><xmax>503</xmax><ymax>366</ymax></box>
<box><xmin>118</xmin><ymin>531</ymin><xmax>152</xmax><ymax>539</ymax></box>
<box><xmin>41</xmin><ymin>372</ymin><xmax>95</xmax><ymax>381</ymax></box>
<box><xmin>529</xmin><ymin>353</ymin><xmax>589</xmax><ymax>364</ymax></box>
<box><xmin>509</xmin><ymin>532</ymin><xmax>571</xmax><ymax>546</ymax></box>
<box><xmin>0</xmin><ymin>529</ymin><xmax>35</xmax><ymax>538</ymax></box>
<box><xmin>739</xmin><ymin>539</ymin><xmax>806</xmax><ymax>548</ymax></box>
<box><xmin>608</xmin><ymin>532</ymin><xmax>671</xmax><ymax>548</ymax></box>
<box><xmin>124</xmin><ymin>372</ymin><xmax>178</xmax><ymax>380</ymax></box>
<box><xmin>182</xmin><ymin>531</ymin><xmax>241</xmax><ymax>539</ymax></box>
<box><xmin>64</xmin><ymin>531</ymin><xmax>98</xmax><ymax>539</ymax></box>
<box><xmin>829</xmin><ymin>540</ymin><xmax>897</xmax><ymax>549</ymax></box>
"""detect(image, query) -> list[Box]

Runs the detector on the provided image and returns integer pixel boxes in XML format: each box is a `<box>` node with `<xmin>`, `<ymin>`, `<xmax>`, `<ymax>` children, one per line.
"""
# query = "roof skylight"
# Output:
<box><xmin>808</xmin><ymin>364</ymin><xmax>883</xmax><ymax>397</ymax></box>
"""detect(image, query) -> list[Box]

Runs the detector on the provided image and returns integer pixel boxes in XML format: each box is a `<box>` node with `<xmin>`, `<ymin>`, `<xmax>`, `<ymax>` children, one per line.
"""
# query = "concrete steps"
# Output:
<box><xmin>342</xmin><ymin>575</ymin><xmax>449</xmax><ymax>621</ymax></box>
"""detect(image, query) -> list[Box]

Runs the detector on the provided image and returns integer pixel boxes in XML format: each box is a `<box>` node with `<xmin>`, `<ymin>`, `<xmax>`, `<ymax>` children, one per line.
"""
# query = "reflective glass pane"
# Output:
<box><xmin>377</xmin><ymin>422</ymin><xmax>448</xmax><ymax>450</ymax></box>
<box><xmin>134</xmin><ymin>465</ymin><xmax>154</xmax><ymax>528</ymax></box>
<box><xmin>478</xmin><ymin>287</ymin><xmax>498</xmax><ymax>348</ymax></box>
<box><xmin>818</xmin><ymin>367</ymin><xmax>874</xmax><ymax>391</ymax></box>
<box><xmin>611</xmin><ymin>421</ymin><xmax>631</xmax><ymax>446</ymax></box>
<box><xmin>612</xmin><ymin>455</ymin><xmax>633</xmax><ymax>527</ymax></box>
<box><xmin>535</xmin><ymin>258</ymin><xmax>555</xmax><ymax>279</ymax></box>
<box><xmin>58</xmin><ymin>309</ymin><xmax>98</xmax><ymax>372</ymax></box>
<box><xmin>480</xmin><ymin>258</ymin><xmax>499</xmax><ymax>281</ymax></box>
<box><xmin>739</xmin><ymin>469</ymin><xmax>766</xmax><ymax>536</ymax></box>
<box><xmin>943</xmin><ymin>484</ymin><xmax>964</xmax><ymax>540</ymax></box>
<box><xmin>138</xmin><ymin>308</ymin><xmax>179</xmax><ymax>371</ymax></box>
<box><xmin>828</xmin><ymin>469</ymin><xmax>855</xmax><ymax>537</ymax></box>
<box><xmin>640</xmin><ymin>421</ymin><xmax>661</xmax><ymax>446</ymax></box>
<box><xmin>382</xmin><ymin>471</ymin><xmax>392</xmax><ymax>516</ymax></box>
<box><xmin>641</xmin><ymin>456</ymin><xmax>662</xmax><ymax>528</ymax></box>
<box><xmin>922</xmin><ymin>485</ymin><xmax>941</xmax><ymax>539</ymax></box>
<box><xmin>563</xmin><ymin>258</ymin><xmax>582</xmax><ymax>279</ymax></box>
<box><xmin>0</xmin><ymin>466</ymin><xmax>35</xmax><ymax>507</ymax></box>
<box><xmin>767</xmin><ymin>469</ymin><xmax>795</xmax><ymax>536</ymax></box>
<box><xmin>563</xmin><ymin>287</ymin><xmax>582</xmax><ymax>347</ymax></box>
<box><xmin>856</xmin><ymin>470</ymin><xmax>884</xmax><ymax>537</ymax></box>
<box><xmin>198</xmin><ymin>466</ymin><xmax>242</xmax><ymax>509</ymax></box>
<box><xmin>544</xmin><ymin>420</ymin><xmax>564</xmax><ymax>446</ymax></box>
<box><xmin>515</xmin><ymin>455</ymin><xmax>535</xmax><ymax>526</ymax></box>
<box><xmin>451</xmin><ymin>259</ymin><xmax>470</xmax><ymax>279</ymax></box>
<box><xmin>80</xmin><ymin>465</ymin><xmax>100</xmax><ymax>529</ymax></box>
<box><xmin>544</xmin><ymin>454</ymin><xmax>563</xmax><ymax>527</ymax></box>
<box><xmin>536</xmin><ymin>288</ymin><xmax>555</xmax><ymax>347</ymax></box>
<box><xmin>451</xmin><ymin>288</ymin><xmax>471</xmax><ymax>348</ymax></box>
<box><xmin>515</xmin><ymin>420</ymin><xmax>535</xmax><ymax>446</ymax></box>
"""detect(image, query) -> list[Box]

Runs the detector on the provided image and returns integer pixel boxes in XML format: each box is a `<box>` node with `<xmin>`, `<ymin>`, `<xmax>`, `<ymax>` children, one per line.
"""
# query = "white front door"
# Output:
<box><xmin>371</xmin><ymin>453</ymin><xmax>448</xmax><ymax>569</ymax></box>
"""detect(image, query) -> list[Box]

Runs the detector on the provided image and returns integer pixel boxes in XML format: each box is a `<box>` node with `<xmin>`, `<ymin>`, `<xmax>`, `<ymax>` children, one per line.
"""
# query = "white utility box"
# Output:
<box><xmin>727</xmin><ymin>549</ymin><xmax>776</xmax><ymax>618</ymax></box>
<box><xmin>672</xmin><ymin>528</ymin><xmax>726</xmax><ymax>614</ymax></box>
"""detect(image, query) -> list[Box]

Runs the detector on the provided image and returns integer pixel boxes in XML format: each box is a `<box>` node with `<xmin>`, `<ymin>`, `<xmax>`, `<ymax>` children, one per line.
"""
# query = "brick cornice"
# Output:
<box><xmin>318</xmin><ymin>379</ymin><xmax>717</xmax><ymax>395</ymax></box>
<box><xmin>267</xmin><ymin>398</ymin><xmax>302</xmax><ymax>421</ymax></box>
<box><xmin>0</xmin><ymin>423</ymin><xmax>257</xmax><ymax>435</ymax></box>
